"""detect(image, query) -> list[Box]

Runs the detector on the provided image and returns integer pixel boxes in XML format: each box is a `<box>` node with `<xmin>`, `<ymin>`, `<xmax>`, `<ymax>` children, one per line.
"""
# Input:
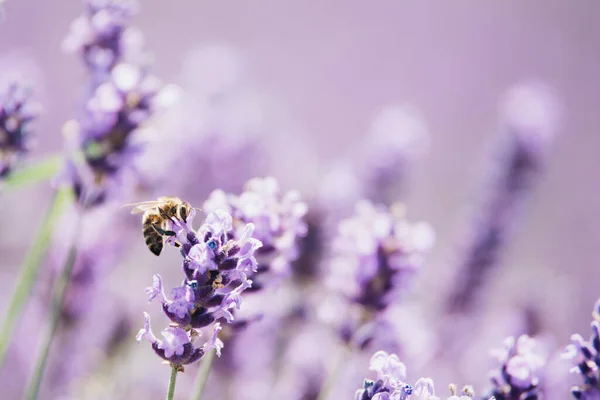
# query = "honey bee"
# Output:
<box><xmin>125</xmin><ymin>196</ymin><xmax>197</xmax><ymax>256</ymax></box>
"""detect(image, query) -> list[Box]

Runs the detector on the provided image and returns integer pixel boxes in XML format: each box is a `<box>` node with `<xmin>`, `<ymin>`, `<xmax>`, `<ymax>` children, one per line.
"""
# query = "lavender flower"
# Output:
<box><xmin>0</xmin><ymin>83</ymin><xmax>38</xmax><ymax>180</ymax></box>
<box><xmin>136</xmin><ymin>206</ymin><xmax>262</xmax><ymax>367</ymax></box>
<box><xmin>62</xmin><ymin>0</ymin><xmax>142</xmax><ymax>75</ymax></box>
<box><xmin>563</xmin><ymin>298</ymin><xmax>600</xmax><ymax>399</ymax></box>
<box><xmin>203</xmin><ymin>176</ymin><xmax>308</xmax><ymax>292</ymax></box>
<box><xmin>60</xmin><ymin>0</ymin><xmax>165</xmax><ymax>207</ymax></box>
<box><xmin>330</xmin><ymin>201</ymin><xmax>434</xmax><ymax>313</ymax></box>
<box><xmin>137</xmin><ymin>45</ymin><xmax>267</xmax><ymax>197</ymax></box>
<box><xmin>486</xmin><ymin>335</ymin><xmax>546</xmax><ymax>400</ymax></box>
<box><xmin>356</xmin><ymin>351</ymin><xmax>476</xmax><ymax>400</ymax></box>
<box><xmin>355</xmin><ymin>351</ymin><xmax>413</xmax><ymax>400</ymax></box>
<box><xmin>446</xmin><ymin>82</ymin><xmax>559</xmax><ymax>313</ymax></box>
<box><xmin>361</xmin><ymin>105</ymin><xmax>429</xmax><ymax>205</ymax></box>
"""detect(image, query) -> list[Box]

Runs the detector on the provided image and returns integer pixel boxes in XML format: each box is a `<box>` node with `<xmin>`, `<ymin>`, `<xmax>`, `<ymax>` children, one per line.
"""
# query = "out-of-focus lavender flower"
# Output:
<box><xmin>360</xmin><ymin>105</ymin><xmax>429</xmax><ymax>205</ymax></box>
<box><xmin>63</xmin><ymin>61</ymin><xmax>164</xmax><ymax>207</ymax></box>
<box><xmin>62</xmin><ymin>0</ymin><xmax>143</xmax><ymax>76</ymax></box>
<box><xmin>59</xmin><ymin>0</ymin><xmax>167</xmax><ymax>207</ymax></box>
<box><xmin>446</xmin><ymin>82</ymin><xmax>559</xmax><ymax>314</ymax></box>
<box><xmin>137</xmin><ymin>45</ymin><xmax>267</xmax><ymax>198</ymax></box>
<box><xmin>0</xmin><ymin>83</ymin><xmax>38</xmax><ymax>180</ymax></box>
<box><xmin>136</xmin><ymin>206</ymin><xmax>262</xmax><ymax>367</ymax></box>
<box><xmin>486</xmin><ymin>335</ymin><xmax>546</xmax><ymax>400</ymax></box>
<box><xmin>203</xmin><ymin>176</ymin><xmax>308</xmax><ymax>292</ymax></box>
<box><xmin>328</xmin><ymin>201</ymin><xmax>434</xmax><ymax>335</ymax></box>
<box><xmin>563</xmin><ymin>298</ymin><xmax>600</xmax><ymax>399</ymax></box>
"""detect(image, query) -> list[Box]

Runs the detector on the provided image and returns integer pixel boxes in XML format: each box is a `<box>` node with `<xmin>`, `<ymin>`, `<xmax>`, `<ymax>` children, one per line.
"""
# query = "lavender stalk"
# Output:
<box><xmin>24</xmin><ymin>208</ymin><xmax>84</xmax><ymax>400</ymax></box>
<box><xmin>166</xmin><ymin>365</ymin><xmax>178</xmax><ymax>400</ymax></box>
<box><xmin>446</xmin><ymin>83</ymin><xmax>559</xmax><ymax>314</ymax></box>
<box><xmin>0</xmin><ymin>187</ymin><xmax>71</xmax><ymax>368</ymax></box>
<box><xmin>191</xmin><ymin>349</ymin><xmax>216</xmax><ymax>400</ymax></box>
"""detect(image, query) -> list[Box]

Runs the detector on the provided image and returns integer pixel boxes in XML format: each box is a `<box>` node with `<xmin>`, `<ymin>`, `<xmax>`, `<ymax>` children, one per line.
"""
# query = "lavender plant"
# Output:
<box><xmin>203</xmin><ymin>176</ymin><xmax>308</xmax><ymax>297</ymax></box>
<box><xmin>14</xmin><ymin>1</ymin><xmax>172</xmax><ymax>397</ymax></box>
<box><xmin>563</xmin><ymin>298</ymin><xmax>600</xmax><ymax>399</ymax></box>
<box><xmin>0</xmin><ymin>82</ymin><xmax>38</xmax><ymax>182</ymax></box>
<box><xmin>355</xmin><ymin>350</ymin><xmax>476</xmax><ymax>400</ymax></box>
<box><xmin>485</xmin><ymin>335</ymin><xmax>546</xmax><ymax>400</ymax></box>
<box><xmin>360</xmin><ymin>105</ymin><xmax>429</xmax><ymax>205</ymax></box>
<box><xmin>446</xmin><ymin>83</ymin><xmax>559</xmax><ymax>314</ymax></box>
<box><xmin>60</xmin><ymin>0</ymin><xmax>164</xmax><ymax>207</ymax></box>
<box><xmin>135</xmin><ymin>205</ymin><xmax>262</xmax><ymax>398</ymax></box>
<box><xmin>328</xmin><ymin>200</ymin><xmax>435</xmax><ymax>348</ymax></box>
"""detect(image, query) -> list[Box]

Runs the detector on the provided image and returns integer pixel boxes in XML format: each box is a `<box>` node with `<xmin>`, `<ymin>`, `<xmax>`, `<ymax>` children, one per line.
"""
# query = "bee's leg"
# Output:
<box><xmin>152</xmin><ymin>224</ymin><xmax>176</xmax><ymax>237</ymax></box>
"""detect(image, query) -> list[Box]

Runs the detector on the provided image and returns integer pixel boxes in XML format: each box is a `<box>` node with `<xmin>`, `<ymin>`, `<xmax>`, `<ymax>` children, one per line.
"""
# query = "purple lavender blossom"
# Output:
<box><xmin>136</xmin><ymin>206</ymin><xmax>262</xmax><ymax>367</ymax></box>
<box><xmin>0</xmin><ymin>83</ymin><xmax>38</xmax><ymax>180</ymax></box>
<box><xmin>563</xmin><ymin>298</ymin><xmax>600</xmax><ymax>399</ymax></box>
<box><xmin>446</xmin><ymin>82</ymin><xmax>559</xmax><ymax>314</ymax></box>
<box><xmin>355</xmin><ymin>351</ymin><xmax>413</xmax><ymax>400</ymax></box>
<box><xmin>62</xmin><ymin>0</ymin><xmax>142</xmax><ymax>75</ymax></box>
<box><xmin>355</xmin><ymin>351</ymin><xmax>476</xmax><ymax>400</ymax></box>
<box><xmin>60</xmin><ymin>0</ymin><xmax>165</xmax><ymax>207</ymax></box>
<box><xmin>486</xmin><ymin>335</ymin><xmax>546</xmax><ymax>400</ymax></box>
<box><xmin>137</xmin><ymin>45</ymin><xmax>267</xmax><ymax>197</ymax></box>
<box><xmin>361</xmin><ymin>105</ymin><xmax>429</xmax><ymax>205</ymax></box>
<box><xmin>203</xmin><ymin>176</ymin><xmax>308</xmax><ymax>292</ymax></box>
<box><xmin>329</xmin><ymin>200</ymin><xmax>434</xmax><ymax>316</ymax></box>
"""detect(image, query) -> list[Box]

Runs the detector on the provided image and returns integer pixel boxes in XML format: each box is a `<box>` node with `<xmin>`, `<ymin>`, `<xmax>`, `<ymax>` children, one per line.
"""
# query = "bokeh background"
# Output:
<box><xmin>0</xmin><ymin>1</ymin><xmax>599</xmax><ymax>399</ymax></box>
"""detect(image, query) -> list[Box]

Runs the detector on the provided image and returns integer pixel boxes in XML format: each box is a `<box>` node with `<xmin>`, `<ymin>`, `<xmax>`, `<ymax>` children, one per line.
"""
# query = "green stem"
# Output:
<box><xmin>166</xmin><ymin>365</ymin><xmax>179</xmax><ymax>400</ymax></box>
<box><xmin>191</xmin><ymin>349</ymin><xmax>216</xmax><ymax>400</ymax></box>
<box><xmin>24</xmin><ymin>209</ymin><xmax>83</xmax><ymax>400</ymax></box>
<box><xmin>316</xmin><ymin>344</ymin><xmax>351</xmax><ymax>400</ymax></box>
<box><xmin>0</xmin><ymin>187</ymin><xmax>71</xmax><ymax>368</ymax></box>
<box><xmin>2</xmin><ymin>155</ymin><xmax>64</xmax><ymax>191</ymax></box>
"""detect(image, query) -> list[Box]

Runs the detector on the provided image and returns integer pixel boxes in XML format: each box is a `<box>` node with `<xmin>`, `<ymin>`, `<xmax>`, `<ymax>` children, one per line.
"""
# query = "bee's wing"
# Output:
<box><xmin>122</xmin><ymin>201</ymin><xmax>163</xmax><ymax>214</ymax></box>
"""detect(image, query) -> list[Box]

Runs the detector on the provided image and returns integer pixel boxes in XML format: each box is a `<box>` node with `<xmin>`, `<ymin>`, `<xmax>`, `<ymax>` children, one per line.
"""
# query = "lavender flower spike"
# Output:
<box><xmin>486</xmin><ymin>334</ymin><xmax>546</xmax><ymax>400</ymax></box>
<box><xmin>330</xmin><ymin>200</ymin><xmax>434</xmax><ymax>312</ymax></box>
<box><xmin>355</xmin><ymin>351</ymin><xmax>413</xmax><ymax>400</ymax></box>
<box><xmin>137</xmin><ymin>201</ymin><xmax>262</xmax><ymax>368</ymax></box>
<box><xmin>60</xmin><ymin>0</ymin><xmax>168</xmax><ymax>207</ymax></box>
<box><xmin>361</xmin><ymin>104</ymin><xmax>429</xmax><ymax>205</ymax></box>
<box><xmin>203</xmin><ymin>176</ymin><xmax>308</xmax><ymax>291</ymax></box>
<box><xmin>0</xmin><ymin>83</ymin><xmax>38</xmax><ymax>180</ymax></box>
<box><xmin>447</xmin><ymin>82</ymin><xmax>559</xmax><ymax>314</ymax></box>
<box><xmin>563</xmin><ymin>298</ymin><xmax>600</xmax><ymax>399</ymax></box>
<box><xmin>62</xmin><ymin>0</ymin><xmax>141</xmax><ymax>75</ymax></box>
<box><xmin>357</xmin><ymin>351</ymin><xmax>478</xmax><ymax>400</ymax></box>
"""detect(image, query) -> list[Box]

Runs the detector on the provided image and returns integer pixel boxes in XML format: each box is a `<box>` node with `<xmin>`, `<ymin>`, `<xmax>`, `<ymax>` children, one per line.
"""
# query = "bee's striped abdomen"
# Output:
<box><xmin>142</xmin><ymin>214</ymin><xmax>164</xmax><ymax>256</ymax></box>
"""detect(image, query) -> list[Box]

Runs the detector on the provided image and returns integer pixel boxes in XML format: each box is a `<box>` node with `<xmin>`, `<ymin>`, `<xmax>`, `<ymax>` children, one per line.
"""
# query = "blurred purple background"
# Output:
<box><xmin>0</xmin><ymin>1</ymin><xmax>599</xmax><ymax>398</ymax></box>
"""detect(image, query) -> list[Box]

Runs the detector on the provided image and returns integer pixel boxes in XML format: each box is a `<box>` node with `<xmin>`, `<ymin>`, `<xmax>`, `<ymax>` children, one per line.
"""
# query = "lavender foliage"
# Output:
<box><xmin>136</xmin><ymin>206</ymin><xmax>262</xmax><ymax>366</ymax></box>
